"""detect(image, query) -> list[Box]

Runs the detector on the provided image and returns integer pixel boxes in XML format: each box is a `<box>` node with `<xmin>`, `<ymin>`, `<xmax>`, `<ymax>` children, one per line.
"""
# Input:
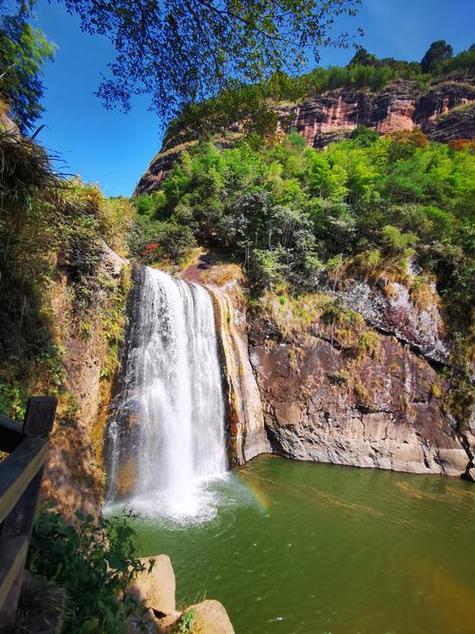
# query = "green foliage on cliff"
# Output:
<box><xmin>134</xmin><ymin>129</ymin><xmax>474</xmax><ymax>334</ymax></box>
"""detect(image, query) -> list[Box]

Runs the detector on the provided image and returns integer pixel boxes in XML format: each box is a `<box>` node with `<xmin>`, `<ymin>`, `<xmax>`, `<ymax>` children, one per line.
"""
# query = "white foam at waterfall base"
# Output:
<box><xmin>124</xmin><ymin>474</ymin><xmax>229</xmax><ymax>525</ymax></box>
<box><xmin>106</xmin><ymin>267</ymin><xmax>227</xmax><ymax>525</ymax></box>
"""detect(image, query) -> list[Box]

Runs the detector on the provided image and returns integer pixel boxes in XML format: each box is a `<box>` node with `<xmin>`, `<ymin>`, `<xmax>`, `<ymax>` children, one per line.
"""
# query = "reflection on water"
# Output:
<box><xmin>130</xmin><ymin>455</ymin><xmax>475</xmax><ymax>634</ymax></box>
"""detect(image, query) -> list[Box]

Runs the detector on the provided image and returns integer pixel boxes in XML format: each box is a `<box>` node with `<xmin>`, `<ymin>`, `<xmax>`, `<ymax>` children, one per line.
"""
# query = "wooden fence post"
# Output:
<box><xmin>0</xmin><ymin>397</ymin><xmax>56</xmax><ymax>633</ymax></box>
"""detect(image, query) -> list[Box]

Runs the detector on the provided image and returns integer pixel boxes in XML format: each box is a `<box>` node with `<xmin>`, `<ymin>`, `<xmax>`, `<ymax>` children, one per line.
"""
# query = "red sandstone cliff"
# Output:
<box><xmin>135</xmin><ymin>79</ymin><xmax>475</xmax><ymax>195</ymax></box>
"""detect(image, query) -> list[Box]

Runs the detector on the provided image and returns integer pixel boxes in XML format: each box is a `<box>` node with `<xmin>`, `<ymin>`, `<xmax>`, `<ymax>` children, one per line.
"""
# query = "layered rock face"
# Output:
<box><xmin>316</xmin><ymin>269</ymin><xmax>449</xmax><ymax>364</ymax></box>
<box><xmin>136</xmin><ymin>79</ymin><xmax>475</xmax><ymax>194</ymax></box>
<box><xmin>209</xmin><ymin>287</ymin><xmax>271</xmax><ymax>464</ymax></box>
<box><xmin>245</xmin><ymin>270</ymin><xmax>473</xmax><ymax>478</ymax></box>
<box><xmin>281</xmin><ymin>80</ymin><xmax>475</xmax><ymax>148</ymax></box>
<box><xmin>249</xmin><ymin>324</ymin><xmax>468</xmax><ymax>476</ymax></box>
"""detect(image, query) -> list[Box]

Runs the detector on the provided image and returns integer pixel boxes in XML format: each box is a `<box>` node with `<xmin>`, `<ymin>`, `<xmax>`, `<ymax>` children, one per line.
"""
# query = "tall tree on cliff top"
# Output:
<box><xmin>0</xmin><ymin>5</ymin><xmax>54</xmax><ymax>133</ymax></box>
<box><xmin>58</xmin><ymin>0</ymin><xmax>362</xmax><ymax>124</ymax></box>
<box><xmin>421</xmin><ymin>40</ymin><xmax>453</xmax><ymax>73</ymax></box>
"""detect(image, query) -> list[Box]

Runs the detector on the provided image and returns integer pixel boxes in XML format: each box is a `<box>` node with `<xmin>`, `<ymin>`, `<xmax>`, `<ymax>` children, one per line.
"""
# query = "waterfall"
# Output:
<box><xmin>106</xmin><ymin>266</ymin><xmax>227</xmax><ymax>522</ymax></box>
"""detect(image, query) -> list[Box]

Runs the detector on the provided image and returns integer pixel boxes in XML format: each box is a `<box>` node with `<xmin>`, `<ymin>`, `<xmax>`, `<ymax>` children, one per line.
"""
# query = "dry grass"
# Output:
<box><xmin>16</xmin><ymin>572</ymin><xmax>66</xmax><ymax>634</ymax></box>
<box><xmin>201</xmin><ymin>262</ymin><xmax>244</xmax><ymax>287</ymax></box>
<box><xmin>410</xmin><ymin>275</ymin><xmax>439</xmax><ymax>311</ymax></box>
<box><xmin>259</xmin><ymin>289</ymin><xmax>334</xmax><ymax>338</ymax></box>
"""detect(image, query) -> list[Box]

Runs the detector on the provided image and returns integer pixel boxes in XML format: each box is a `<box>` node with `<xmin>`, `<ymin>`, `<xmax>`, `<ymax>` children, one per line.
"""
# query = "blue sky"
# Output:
<box><xmin>31</xmin><ymin>0</ymin><xmax>475</xmax><ymax>197</ymax></box>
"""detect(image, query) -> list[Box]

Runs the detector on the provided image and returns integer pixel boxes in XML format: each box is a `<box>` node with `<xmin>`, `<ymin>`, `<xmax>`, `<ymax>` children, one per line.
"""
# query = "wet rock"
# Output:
<box><xmin>210</xmin><ymin>286</ymin><xmax>271</xmax><ymax>464</ymax></box>
<box><xmin>182</xmin><ymin>255</ymin><xmax>271</xmax><ymax>465</ymax></box>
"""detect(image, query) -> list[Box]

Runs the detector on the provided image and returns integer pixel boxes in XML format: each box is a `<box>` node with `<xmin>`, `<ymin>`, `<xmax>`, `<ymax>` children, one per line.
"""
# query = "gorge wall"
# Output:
<box><xmin>276</xmin><ymin>79</ymin><xmax>475</xmax><ymax>148</ymax></box>
<box><xmin>248</xmin><ymin>301</ymin><xmax>471</xmax><ymax>479</ymax></box>
<box><xmin>184</xmin><ymin>254</ymin><xmax>473</xmax><ymax>480</ymax></box>
<box><xmin>0</xmin><ymin>112</ymin><xmax>133</xmax><ymax>518</ymax></box>
<box><xmin>136</xmin><ymin>79</ymin><xmax>475</xmax><ymax>195</ymax></box>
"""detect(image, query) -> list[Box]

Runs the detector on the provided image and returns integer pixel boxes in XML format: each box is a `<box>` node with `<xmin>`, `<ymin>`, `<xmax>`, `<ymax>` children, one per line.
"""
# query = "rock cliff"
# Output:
<box><xmin>284</xmin><ymin>80</ymin><xmax>475</xmax><ymax>148</ymax></box>
<box><xmin>188</xmin><ymin>254</ymin><xmax>473</xmax><ymax>479</ymax></box>
<box><xmin>249</xmin><ymin>315</ymin><xmax>469</xmax><ymax>477</ymax></box>
<box><xmin>42</xmin><ymin>245</ymin><xmax>129</xmax><ymax>517</ymax></box>
<box><xmin>136</xmin><ymin>79</ymin><xmax>475</xmax><ymax>195</ymax></box>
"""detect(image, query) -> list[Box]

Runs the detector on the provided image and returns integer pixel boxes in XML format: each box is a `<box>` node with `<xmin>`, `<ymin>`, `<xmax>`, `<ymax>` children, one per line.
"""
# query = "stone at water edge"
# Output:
<box><xmin>185</xmin><ymin>600</ymin><xmax>235</xmax><ymax>634</ymax></box>
<box><xmin>127</xmin><ymin>608</ymin><xmax>181</xmax><ymax>634</ymax></box>
<box><xmin>127</xmin><ymin>555</ymin><xmax>176</xmax><ymax>615</ymax></box>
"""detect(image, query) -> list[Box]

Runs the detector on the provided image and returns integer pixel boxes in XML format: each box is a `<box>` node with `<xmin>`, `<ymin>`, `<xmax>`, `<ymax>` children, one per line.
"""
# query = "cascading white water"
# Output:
<box><xmin>106</xmin><ymin>266</ymin><xmax>227</xmax><ymax>522</ymax></box>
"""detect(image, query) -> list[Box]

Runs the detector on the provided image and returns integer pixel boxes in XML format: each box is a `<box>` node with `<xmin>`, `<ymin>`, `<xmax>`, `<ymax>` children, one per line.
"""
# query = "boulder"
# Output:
<box><xmin>127</xmin><ymin>608</ymin><xmax>181</xmax><ymax>634</ymax></box>
<box><xmin>184</xmin><ymin>600</ymin><xmax>235</xmax><ymax>634</ymax></box>
<box><xmin>127</xmin><ymin>555</ymin><xmax>176</xmax><ymax>615</ymax></box>
<box><xmin>128</xmin><ymin>599</ymin><xmax>235</xmax><ymax>634</ymax></box>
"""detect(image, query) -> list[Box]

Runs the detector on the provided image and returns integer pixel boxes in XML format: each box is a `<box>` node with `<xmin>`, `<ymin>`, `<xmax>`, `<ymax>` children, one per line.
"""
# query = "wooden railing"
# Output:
<box><xmin>0</xmin><ymin>397</ymin><xmax>56</xmax><ymax>633</ymax></box>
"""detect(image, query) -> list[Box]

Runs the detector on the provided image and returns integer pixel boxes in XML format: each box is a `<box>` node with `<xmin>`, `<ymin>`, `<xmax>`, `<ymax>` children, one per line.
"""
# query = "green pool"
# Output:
<box><xmin>132</xmin><ymin>455</ymin><xmax>475</xmax><ymax>634</ymax></box>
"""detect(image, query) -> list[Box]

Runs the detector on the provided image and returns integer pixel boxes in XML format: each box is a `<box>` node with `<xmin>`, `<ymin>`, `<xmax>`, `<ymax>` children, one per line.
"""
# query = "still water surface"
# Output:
<box><xmin>132</xmin><ymin>455</ymin><xmax>475</xmax><ymax>634</ymax></box>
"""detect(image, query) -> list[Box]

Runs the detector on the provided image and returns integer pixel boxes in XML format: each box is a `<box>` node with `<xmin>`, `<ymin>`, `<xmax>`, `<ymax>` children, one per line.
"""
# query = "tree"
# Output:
<box><xmin>350</xmin><ymin>126</ymin><xmax>379</xmax><ymax>146</ymax></box>
<box><xmin>421</xmin><ymin>40</ymin><xmax>453</xmax><ymax>73</ymax></box>
<box><xmin>349</xmin><ymin>47</ymin><xmax>377</xmax><ymax>66</ymax></box>
<box><xmin>0</xmin><ymin>11</ymin><xmax>54</xmax><ymax>133</ymax></box>
<box><xmin>58</xmin><ymin>0</ymin><xmax>362</xmax><ymax>125</ymax></box>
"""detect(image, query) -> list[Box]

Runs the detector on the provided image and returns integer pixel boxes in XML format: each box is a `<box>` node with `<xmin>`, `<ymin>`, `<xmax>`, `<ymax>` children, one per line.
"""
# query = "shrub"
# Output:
<box><xmin>157</xmin><ymin>222</ymin><xmax>196</xmax><ymax>262</ymax></box>
<box><xmin>382</xmin><ymin>225</ymin><xmax>419</xmax><ymax>253</ymax></box>
<box><xmin>0</xmin><ymin>378</ymin><xmax>27</xmax><ymax>419</ymax></box>
<box><xmin>248</xmin><ymin>249</ymin><xmax>285</xmax><ymax>292</ymax></box>
<box><xmin>175</xmin><ymin>608</ymin><xmax>196</xmax><ymax>633</ymax></box>
<box><xmin>349</xmin><ymin>126</ymin><xmax>380</xmax><ymax>147</ymax></box>
<box><xmin>28</xmin><ymin>509</ymin><xmax>149</xmax><ymax>634</ymax></box>
<box><xmin>448</xmin><ymin>138</ymin><xmax>475</xmax><ymax>152</ymax></box>
<box><xmin>357</xmin><ymin>331</ymin><xmax>381</xmax><ymax>360</ymax></box>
